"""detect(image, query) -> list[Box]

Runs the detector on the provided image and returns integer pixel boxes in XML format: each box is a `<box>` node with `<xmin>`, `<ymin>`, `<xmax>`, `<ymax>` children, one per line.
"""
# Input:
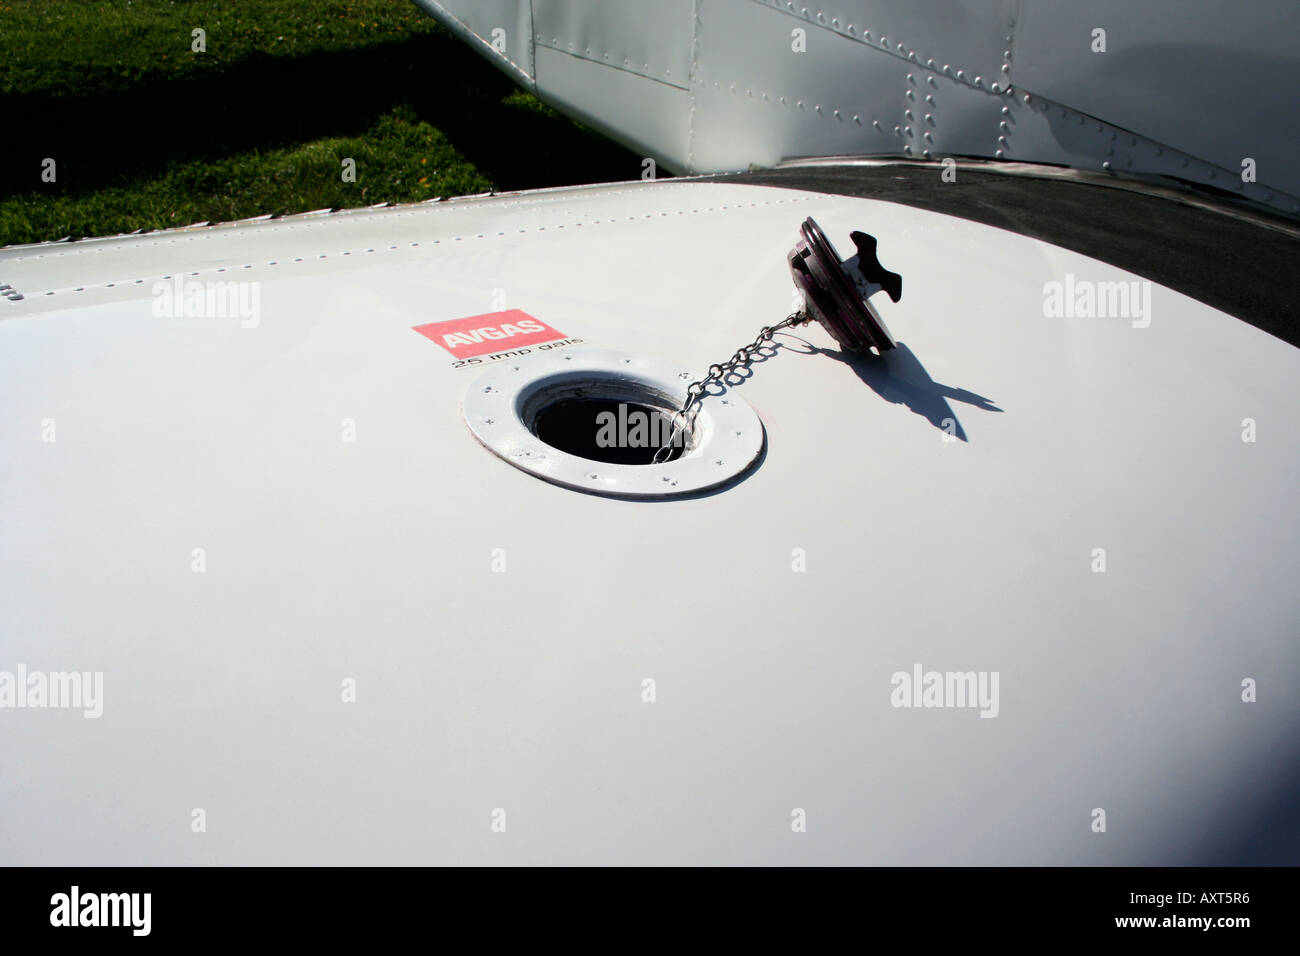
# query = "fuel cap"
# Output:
<box><xmin>788</xmin><ymin>216</ymin><xmax>902</xmax><ymax>353</ymax></box>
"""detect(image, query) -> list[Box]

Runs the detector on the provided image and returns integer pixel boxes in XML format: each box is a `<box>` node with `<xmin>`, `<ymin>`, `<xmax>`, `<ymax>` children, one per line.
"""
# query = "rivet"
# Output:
<box><xmin>995</xmin><ymin>149</ymin><xmax>1005</xmax><ymax>158</ymax></box>
<box><xmin>1102</xmin><ymin>161</ymin><xmax>1111</xmax><ymax>170</ymax></box>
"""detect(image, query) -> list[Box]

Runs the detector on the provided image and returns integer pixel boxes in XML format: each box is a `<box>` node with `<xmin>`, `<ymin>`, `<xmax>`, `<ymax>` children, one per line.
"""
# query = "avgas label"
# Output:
<box><xmin>413</xmin><ymin>310</ymin><xmax>576</xmax><ymax>363</ymax></box>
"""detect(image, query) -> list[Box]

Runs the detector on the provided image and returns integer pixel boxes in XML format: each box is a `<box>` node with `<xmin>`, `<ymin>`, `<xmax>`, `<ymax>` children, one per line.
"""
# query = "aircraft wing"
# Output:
<box><xmin>2</xmin><ymin>172</ymin><xmax>1298</xmax><ymax>863</ymax></box>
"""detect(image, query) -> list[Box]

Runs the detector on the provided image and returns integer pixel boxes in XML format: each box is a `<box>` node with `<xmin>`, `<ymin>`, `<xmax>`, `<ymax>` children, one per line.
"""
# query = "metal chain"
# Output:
<box><xmin>652</xmin><ymin>311</ymin><xmax>810</xmax><ymax>464</ymax></box>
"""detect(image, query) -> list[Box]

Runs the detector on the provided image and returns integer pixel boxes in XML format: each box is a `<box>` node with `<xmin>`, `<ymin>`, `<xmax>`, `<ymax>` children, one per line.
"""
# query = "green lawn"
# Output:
<box><xmin>0</xmin><ymin>0</ymin><xmax>646</xmax><ymax>246</ymax></box>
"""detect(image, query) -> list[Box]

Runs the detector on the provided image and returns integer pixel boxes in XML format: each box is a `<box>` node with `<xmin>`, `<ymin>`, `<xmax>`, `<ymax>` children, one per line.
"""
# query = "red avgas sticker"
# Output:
<box><xmin>413</xmin><ymin>310</ymin><xmax>566</xmax><ymax>358</ymax></box>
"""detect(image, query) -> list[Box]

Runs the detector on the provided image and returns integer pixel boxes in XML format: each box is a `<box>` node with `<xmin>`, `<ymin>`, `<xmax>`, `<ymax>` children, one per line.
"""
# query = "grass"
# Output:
<box><xmin>0</xmin><ymin>0</ymin><xmax>648</xmax><ymax>246</ymax></box>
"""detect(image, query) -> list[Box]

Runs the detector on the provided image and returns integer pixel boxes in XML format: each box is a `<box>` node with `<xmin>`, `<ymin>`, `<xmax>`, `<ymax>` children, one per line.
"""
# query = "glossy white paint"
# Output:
<box><xmin>2</xmin><ymin>180</ymin><xmax>1297</xmax><ymax>863</ymax></box>
<box><xmin>412</xmin><ymin>0</ymin><xmax>1300</xmax><ymax>214</ymax></box>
